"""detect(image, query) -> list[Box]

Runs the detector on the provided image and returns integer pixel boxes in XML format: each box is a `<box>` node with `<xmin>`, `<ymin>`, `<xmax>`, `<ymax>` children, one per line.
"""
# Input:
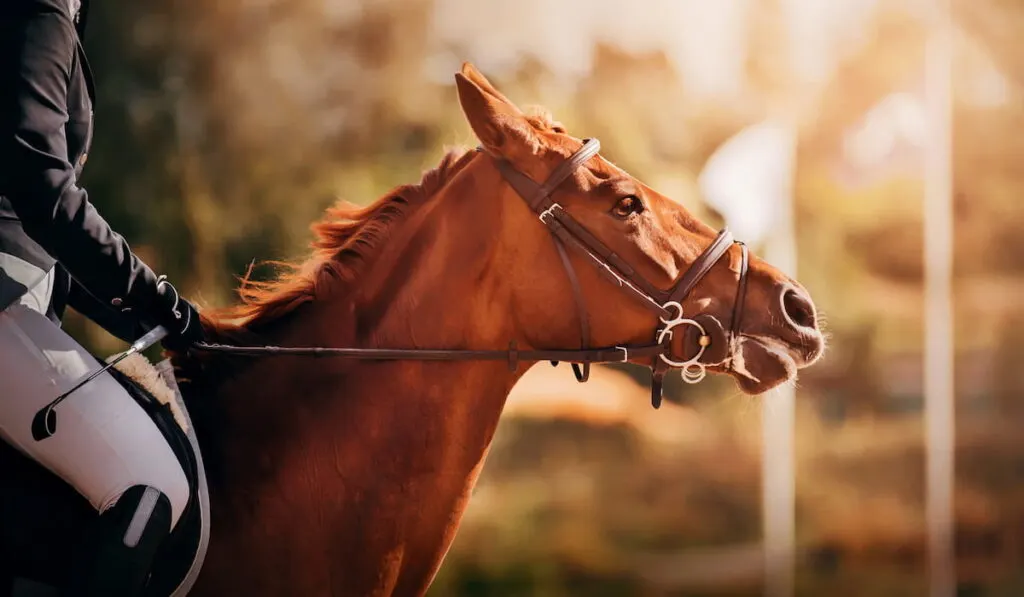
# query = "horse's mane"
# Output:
<box><xmin>198</xmin><ymin>146</ymin><xmax>477</xmax><ymax>337</ymax></box>
<box><xmin>172</xmin><ymin>106</ymin><xmax>559</xmax><ymax>385</ymax></box>
<box><xmin>202</xmin><ymin>106</ymin><xmax>559</xmax><ymax>335</ymax></box>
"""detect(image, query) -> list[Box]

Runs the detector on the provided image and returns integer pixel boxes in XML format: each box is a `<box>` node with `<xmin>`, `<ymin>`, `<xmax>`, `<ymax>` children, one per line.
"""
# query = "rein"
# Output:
<box><xmin>190</xmin><ymin>138</ymin><xmax>749</xmax><ymax>408</ymax></box>
<box><xmin>192</xmin><ymin>340</ymin><xmax>663</xmax><ymax>369</ymax></box>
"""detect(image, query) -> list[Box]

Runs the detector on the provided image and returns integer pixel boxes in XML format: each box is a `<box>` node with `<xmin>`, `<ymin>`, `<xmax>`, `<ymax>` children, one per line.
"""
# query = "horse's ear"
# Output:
<box><xmin>459</xmin><ymin>62</ymin><xmax>518</xmax><ymax>107</ymax></box>
<box><xmin>455</xmin><ymin>63</ymin><xmax>538</xmax><ymax>159</ymax></box>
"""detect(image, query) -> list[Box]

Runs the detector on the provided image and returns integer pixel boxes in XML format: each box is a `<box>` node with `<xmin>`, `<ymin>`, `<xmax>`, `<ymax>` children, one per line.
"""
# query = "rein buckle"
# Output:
<box><xmin>538</xmin><ymin>203</ymin><xmax>563</xmax><ymax>224</ymax></box>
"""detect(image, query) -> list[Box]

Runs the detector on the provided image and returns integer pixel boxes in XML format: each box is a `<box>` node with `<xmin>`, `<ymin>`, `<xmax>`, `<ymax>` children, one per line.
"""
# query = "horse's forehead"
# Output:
<box><xmin>573</xmin><ymin>153</ymin><xmax>634</xmax><ymax>189</ymax></box>
<box><xmin>539</xmin><ymin>136</ymin><xmax>638</xmax><ymax>188</ymax></box>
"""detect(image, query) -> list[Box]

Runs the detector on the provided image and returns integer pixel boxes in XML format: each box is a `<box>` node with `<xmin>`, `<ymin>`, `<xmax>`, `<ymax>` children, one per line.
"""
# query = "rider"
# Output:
<box><xmin>1</xmin><ymin>0</ymin><xmax>204</xmax><ymax>594</ymax></box>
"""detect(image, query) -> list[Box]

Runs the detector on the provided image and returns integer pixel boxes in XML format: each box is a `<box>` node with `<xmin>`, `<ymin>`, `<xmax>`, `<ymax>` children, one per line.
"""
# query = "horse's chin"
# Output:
<box><xmin>727</xmin><ymin>337</ymin><xmax>798</xmax><ymax>395</ymax></box>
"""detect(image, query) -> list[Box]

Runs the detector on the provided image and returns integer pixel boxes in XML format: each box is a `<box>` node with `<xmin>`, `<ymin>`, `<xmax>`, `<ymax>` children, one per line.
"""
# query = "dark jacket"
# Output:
<box><xmin>0</xmin><ymin>0</ymin><xmax>156</xmax><ymax>342</ymax></box>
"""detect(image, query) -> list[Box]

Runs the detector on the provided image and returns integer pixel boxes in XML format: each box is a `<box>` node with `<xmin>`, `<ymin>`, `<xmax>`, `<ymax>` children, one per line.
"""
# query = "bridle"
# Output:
<box><xmin>193</xmin><ymin>137</ymin><xmax>749</xmax><ymax>408</ymax></box>
<box><xmin>488</xmin><ymin>138</ymin><xmax>748</xmax><ymax>406</ymax></box>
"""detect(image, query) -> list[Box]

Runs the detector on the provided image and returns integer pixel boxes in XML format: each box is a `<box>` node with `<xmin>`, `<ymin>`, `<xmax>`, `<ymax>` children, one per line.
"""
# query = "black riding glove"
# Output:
<box><xmin>147</xmin><ymin>276</ymin><xmax>205</xmax><ymax>352</ymax></box>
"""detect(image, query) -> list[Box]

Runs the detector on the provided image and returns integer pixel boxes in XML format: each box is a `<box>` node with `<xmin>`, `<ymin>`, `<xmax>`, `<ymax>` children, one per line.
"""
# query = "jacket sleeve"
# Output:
<box><xmin>67</xmin><ymin>277</ymin><xmax>146</xmax><ymax>345</ymax></box>
<box><xmin>0</xmin><ymin>0</ymin><xmax>162</xmax><ymax>317</ymax></box>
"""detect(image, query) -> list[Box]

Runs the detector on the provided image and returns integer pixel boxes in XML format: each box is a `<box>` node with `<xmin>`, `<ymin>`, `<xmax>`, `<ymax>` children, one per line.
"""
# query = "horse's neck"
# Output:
<box><xmin>204</xmin><ymin>171</ymin><xmax>527</xmax><ymax>510</ymax></box>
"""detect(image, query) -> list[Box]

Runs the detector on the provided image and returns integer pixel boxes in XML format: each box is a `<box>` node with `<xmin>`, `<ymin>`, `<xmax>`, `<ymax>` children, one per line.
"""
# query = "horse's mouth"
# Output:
<box><xmin>726</xmin><ymin>335</ymin><xmax>810</xmax><ymax>395</ymax></box>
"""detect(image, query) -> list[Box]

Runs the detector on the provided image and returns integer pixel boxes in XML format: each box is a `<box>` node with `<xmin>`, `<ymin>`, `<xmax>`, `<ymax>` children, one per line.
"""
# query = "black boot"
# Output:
<box><xmin>64</xmin><ymin>485</ymin><xmax>172</xmax><ymax>597</ymax></box>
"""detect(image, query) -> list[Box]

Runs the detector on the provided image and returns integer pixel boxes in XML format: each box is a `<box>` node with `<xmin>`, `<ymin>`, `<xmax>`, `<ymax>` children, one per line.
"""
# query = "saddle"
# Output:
<box><xmin>0</xmin><ymin>355</ymin><xmax>210</xmax><ymax>597</ymax></box>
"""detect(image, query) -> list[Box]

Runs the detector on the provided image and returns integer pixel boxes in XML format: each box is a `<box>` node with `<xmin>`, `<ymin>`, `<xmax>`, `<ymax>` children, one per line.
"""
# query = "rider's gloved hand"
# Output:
<box><xmin>146</xmin><ymin>276</ymin><xmax>205</xmax><ymax>352</ymax></box>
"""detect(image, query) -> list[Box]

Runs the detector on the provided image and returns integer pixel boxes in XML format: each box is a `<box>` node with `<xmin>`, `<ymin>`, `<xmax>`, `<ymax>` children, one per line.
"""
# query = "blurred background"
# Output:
<box><xmin>68</xmin><ymin>0</ymin><xmax>1024</xmax><ymax>595</ymax></box>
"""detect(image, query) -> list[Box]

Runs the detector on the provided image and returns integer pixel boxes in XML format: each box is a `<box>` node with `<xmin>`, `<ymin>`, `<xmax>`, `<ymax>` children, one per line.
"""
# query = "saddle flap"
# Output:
<box><xmin>102</xmin><ymin>357</ymin><xmax>211</xmax><ymax>597</ymax></box>
<box><xmin>151</xmin><ymin>359</ymin><xmax>212</xmax><ymax>597</ymax></box>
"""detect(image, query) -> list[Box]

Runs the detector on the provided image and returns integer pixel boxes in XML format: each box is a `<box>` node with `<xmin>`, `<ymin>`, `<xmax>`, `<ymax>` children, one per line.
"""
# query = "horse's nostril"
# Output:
<box><xmin>782</xmin><ymin>288</ymin><xmax>816</xmax><ymax>330</ymax></box>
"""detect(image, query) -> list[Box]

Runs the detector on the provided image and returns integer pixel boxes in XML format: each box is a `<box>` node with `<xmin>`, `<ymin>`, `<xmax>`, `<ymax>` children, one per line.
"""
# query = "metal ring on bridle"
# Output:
<box><xmin>655</xmin><ymin>301</ymin><xmax>712</xmax><ymax>383</ymax></box>
<box><xmin>656</xmin><ymin>310</ymin><xmax>710</xmax><ymax>369</ymax></box>
<box><xmin>660</xmin><ymin>300</ymin><xmax>684</xmax><ymax>325</ymax></box>
<box><xmin>680</xmin><ymin>363</ymin><xmax>707</xmax><ymax>383</ymax></box>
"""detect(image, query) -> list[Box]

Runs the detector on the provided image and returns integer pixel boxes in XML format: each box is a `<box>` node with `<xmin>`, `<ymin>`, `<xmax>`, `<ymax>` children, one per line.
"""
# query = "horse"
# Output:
<box><xmin>0</xmin><ymin>62</ymin><xmax>824</xmax><ymax>596</ymax></box>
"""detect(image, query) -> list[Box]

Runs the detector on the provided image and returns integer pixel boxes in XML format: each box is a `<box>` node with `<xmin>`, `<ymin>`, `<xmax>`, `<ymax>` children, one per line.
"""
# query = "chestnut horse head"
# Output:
<box><xmin>445</xmin><ymin>62</ymin><xmax>824</xmax><ymax>395</ymax></box>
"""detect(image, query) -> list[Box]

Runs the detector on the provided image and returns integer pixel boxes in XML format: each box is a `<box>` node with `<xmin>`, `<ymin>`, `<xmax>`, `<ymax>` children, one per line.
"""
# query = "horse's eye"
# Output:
<box><xmin>611</xmin><ymin>195</ymin><xmax>643</xmax><ymax>219</ymax></box>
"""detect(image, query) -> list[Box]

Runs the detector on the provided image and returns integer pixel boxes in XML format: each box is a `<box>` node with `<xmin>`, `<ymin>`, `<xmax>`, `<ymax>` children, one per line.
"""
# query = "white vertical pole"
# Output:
<box><xmin>697</xmin><ymin>119</ymin><xmax>798</xmax><ymax>597</ymax></box>
<box><xmin>762</xmin><ymin>350</ymin><xmax>796</xmax><ymax>597</ymax></box>
<box><xmin>762</xmin><ymin>148</ymin><xmax>797</xmax><ymax>597</ymax></box>
<box><xmin>924</xmin><ymin>0</ymin><xmax>955</xmax><ymax>595</ymax></box>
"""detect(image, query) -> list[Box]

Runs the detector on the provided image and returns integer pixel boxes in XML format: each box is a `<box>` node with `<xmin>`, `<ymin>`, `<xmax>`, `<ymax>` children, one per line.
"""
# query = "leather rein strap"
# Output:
<box><xmin>194</xmin><ymin>137</ymin><xmax>749</xmax><ymax>407</ymax></box>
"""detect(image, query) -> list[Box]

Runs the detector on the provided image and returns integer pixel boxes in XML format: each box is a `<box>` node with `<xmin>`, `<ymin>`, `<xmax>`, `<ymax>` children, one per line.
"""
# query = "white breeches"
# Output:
<box><xmin>0</xmin><ymin>280</ymin><xmax>189</xmax><ymax>528</ymax></box>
